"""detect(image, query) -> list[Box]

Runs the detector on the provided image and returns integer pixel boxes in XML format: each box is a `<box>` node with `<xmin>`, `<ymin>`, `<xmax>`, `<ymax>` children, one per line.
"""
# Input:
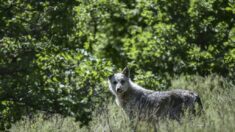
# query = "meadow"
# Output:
<box><xmin>10</xmin><ymin>75</ymin><xmax>235</xmax><ymax>132</ymax></box>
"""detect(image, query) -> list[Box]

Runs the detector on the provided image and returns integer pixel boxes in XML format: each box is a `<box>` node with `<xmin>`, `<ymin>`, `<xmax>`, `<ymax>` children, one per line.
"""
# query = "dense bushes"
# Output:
<box><xmin>0</xmin><ymin>0</ymin><xmax>234</xmax><ymax>130</ymax></box>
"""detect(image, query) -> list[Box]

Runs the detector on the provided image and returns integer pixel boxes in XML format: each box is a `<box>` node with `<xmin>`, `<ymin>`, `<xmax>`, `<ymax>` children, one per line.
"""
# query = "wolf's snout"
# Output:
<box><xmin>117</xmin><ymin>88</ymin><xmax>122</xmax><ymax>93</ymax></box>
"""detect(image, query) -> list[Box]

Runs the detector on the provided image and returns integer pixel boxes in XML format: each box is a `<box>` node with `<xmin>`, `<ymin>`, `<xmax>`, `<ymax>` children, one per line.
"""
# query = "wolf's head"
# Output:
<box><xmin>108</xmin><ymin>67</ymin><xmax>130</xmax><ymax>96</ymax></box>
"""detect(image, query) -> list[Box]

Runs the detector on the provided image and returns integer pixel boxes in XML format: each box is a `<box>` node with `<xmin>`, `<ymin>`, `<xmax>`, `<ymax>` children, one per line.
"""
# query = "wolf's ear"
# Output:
<box><xmin>122</xmin><ymin>67</ymin><xmax>130</xmax><ymax>78</ymax></box>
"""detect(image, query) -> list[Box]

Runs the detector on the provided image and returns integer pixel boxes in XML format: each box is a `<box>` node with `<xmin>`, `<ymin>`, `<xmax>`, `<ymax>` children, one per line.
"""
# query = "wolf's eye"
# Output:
<box><xmin>113</xmin><ymin>81</ymin><xmax>117</xmax><ymax>85</ymax></box>
<box><xmin>121</xmin><ymin>80</ymin><xmax>125</xmax><ymax>84</ymax></box>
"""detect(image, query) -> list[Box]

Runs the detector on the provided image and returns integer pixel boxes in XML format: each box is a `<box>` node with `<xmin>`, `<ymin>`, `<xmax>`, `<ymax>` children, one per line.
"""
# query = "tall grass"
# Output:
<box><xmin>10</xmin><ymin>75</ymin><xmax>235</xmax><ymax>132</ymax></box>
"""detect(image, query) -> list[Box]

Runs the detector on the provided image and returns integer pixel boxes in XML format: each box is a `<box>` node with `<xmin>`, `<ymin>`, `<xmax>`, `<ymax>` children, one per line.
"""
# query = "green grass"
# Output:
<box><xmin>10</xmin><ymin>75</ymin><xmax>235</xmax><ymax>132</ymax></box>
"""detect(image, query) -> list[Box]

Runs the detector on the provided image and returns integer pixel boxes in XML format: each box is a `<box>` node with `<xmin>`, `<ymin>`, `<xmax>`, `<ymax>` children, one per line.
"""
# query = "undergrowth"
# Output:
<box><xmin>10</xmin><ymin>75</ymin><xmax>235</xmax><ymax>132</ymax></box>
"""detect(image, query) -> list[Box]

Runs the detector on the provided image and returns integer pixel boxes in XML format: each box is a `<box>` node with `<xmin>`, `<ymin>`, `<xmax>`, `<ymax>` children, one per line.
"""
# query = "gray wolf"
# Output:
<box><xmin>108</xmin><ymin>67</ymin><xmax>203</xmax><ymax>126</ymax></box>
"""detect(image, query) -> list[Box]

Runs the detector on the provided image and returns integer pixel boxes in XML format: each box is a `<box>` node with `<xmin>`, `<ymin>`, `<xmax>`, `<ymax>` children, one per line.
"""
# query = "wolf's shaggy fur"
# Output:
<box><xmin>108</xmin><ymin>67</ymin><xmax>203</xmax><ymax>123</ymax></box>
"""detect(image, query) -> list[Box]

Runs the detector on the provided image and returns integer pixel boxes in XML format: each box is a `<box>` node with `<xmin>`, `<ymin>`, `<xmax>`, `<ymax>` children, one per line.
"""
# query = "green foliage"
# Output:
<box><xmin>0</xmin><ymin>0</ymin><xmax>113</xmax><ymax>130</ymax></box>
<box><xmin>0</xmin><ymin>0</ymin><xmax>235</xmax><ymax>130</ymax></box>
